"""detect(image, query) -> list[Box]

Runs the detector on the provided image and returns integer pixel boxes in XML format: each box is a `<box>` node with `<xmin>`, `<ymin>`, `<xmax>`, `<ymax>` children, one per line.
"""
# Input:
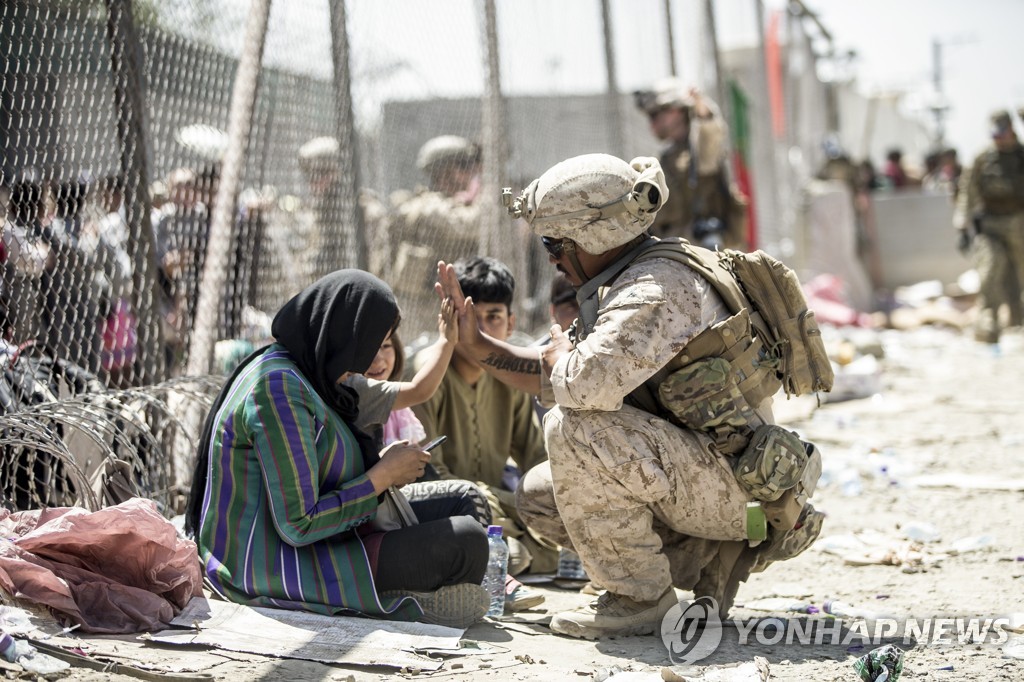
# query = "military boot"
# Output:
<box><xmin>549</xmin><ymin>587</ymin><xmax>678</xmax><ymax>640</ymax></box>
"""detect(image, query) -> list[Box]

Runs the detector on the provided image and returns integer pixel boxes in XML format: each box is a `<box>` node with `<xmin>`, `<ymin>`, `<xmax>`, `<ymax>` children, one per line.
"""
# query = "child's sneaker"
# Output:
<box><xmin>504</xmin><ymin>575</ymin><xmax>545</xmax><ymax>612</ymax></box>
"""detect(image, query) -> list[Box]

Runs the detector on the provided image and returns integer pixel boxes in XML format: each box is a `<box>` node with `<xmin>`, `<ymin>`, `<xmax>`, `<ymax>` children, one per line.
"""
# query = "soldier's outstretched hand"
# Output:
<box><xmin>436</xmin><ymin>260</ymin><xmax>480</xmax><ymax>347</ymax></box>
<box><xmin>435</xmin><ymin>261</ymin><xmax>466</xmax><ymax>311</ymax></box>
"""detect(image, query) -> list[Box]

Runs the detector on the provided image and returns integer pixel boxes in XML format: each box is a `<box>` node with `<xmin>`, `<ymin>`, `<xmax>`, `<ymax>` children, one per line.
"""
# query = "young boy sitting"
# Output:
<box><xmin>413</xmin><ymin>257</ymin><xmax>558</xmax><ymax>592</ymax></box>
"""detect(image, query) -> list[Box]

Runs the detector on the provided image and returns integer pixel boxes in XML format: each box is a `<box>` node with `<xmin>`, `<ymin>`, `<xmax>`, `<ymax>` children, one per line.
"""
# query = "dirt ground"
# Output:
<box><xmin>13</xmin><ymin>325</ymin><xmax>1024</xmax><ymax>681</ymax></box>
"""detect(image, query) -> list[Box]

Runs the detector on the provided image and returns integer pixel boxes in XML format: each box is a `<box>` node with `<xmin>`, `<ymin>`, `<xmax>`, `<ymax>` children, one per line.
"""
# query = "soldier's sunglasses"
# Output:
<box><xmin>541</xmin><ymin>236</ymin><xmax>566</xmax><ymax>259</ymax></box>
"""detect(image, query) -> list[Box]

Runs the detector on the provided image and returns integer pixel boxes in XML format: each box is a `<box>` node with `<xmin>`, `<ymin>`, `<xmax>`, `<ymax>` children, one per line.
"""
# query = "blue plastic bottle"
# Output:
<box><xmin>483</xmin><ymin>525</ymin><xmax>508</xmax><ymax>617</ymax></box>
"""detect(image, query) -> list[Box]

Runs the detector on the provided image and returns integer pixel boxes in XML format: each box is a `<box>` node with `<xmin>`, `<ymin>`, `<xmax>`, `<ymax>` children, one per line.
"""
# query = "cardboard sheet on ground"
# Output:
<box><xmin>147</xmin><ymin>596</ymin><xmax>463</xmax><ymax>670</ymax></box>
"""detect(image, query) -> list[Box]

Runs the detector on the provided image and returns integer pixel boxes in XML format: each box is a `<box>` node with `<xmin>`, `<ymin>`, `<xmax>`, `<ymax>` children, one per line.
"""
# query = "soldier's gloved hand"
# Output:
<box><xmin>957</xmin><ymin>230</ymin><xmax>972</xmax><ymax>256</ymax></box>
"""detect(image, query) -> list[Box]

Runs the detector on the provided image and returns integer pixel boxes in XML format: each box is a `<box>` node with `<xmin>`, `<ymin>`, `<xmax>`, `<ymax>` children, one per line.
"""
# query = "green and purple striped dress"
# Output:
<box><xmin>197</xmin><ymin>345</ymin><xmax>420</xmax><ymax>620</ymax></box>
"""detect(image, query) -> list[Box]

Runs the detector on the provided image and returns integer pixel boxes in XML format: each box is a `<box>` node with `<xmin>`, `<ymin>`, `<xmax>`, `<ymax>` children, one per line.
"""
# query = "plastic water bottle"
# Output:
<box><xmin>483</xmin><ymin>525</ymin><xmax>508</xmax><ymax>617</ymax></box>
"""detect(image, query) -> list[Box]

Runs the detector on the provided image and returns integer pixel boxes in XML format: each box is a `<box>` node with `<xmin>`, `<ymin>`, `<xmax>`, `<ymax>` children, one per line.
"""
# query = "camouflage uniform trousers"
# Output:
<box><xmin>525</xmin><ymin>403</ymin><xmax>752</xmax><ymax>603</ymax></box>
<box><xmin>972</xmin><ymin>212</ymin><xmax>1024</xmax><ymax>339</ymax></box>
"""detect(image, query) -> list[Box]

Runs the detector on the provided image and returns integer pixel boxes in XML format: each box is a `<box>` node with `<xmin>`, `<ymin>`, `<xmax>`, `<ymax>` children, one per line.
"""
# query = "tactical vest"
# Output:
<box><xmin>575</xmin><ymin>238</ymin><xmax>829</xmax><ymax>454</ymax></box>
<box><xmin>975</xmin><ymin>144</ymin><xmax>1024</xmax><ymax>216</ymax></box>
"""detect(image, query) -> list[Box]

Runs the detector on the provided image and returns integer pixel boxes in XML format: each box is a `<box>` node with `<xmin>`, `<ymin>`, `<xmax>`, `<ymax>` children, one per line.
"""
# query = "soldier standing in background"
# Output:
<box><xmin>390</xmin><ymin>135</ymin><xmax>483</xmax><ymax>343</ymax></box>
<box><xmin>954</xmin><ymin>110</ymin><xmax>1024</xmax><ymax>344</ymax></box>
<box><xmin>298</xmin><ymin>136</ymin><xmax>389</xmax><ymax>283</ymax></box>
<box><xmin>632</xmin><ymin>79</ymin><xmax>748</xmax><ymax>250</ymax></box>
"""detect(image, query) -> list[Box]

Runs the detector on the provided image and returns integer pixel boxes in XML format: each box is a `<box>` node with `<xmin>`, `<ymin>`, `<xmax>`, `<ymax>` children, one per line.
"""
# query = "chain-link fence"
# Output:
<box><xmin>3</xmin><ymin>0</ymin><xmax>886</xmax><ymax>379</ymax></box>
<box><xmin>1</xmin><ymin>0</ymin><xmax>929</xmax><ymax>514</ymax></box>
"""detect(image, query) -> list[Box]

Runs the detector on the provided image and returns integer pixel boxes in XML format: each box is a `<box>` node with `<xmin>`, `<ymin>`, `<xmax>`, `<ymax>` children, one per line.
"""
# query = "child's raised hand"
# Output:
<box><xmin>438</xmin><ymin>297</ymin><xmax>458</xmax><ymax>345</ymax></box>
<box><xmin>435</xmin><ymin>261</ymin><xmax>467</xmax><ymax>312</ymax></box>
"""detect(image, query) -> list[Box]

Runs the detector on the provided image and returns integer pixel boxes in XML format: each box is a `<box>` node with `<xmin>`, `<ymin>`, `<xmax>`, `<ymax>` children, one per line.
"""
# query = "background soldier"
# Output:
<box><xmin>389</xmin><ymin>135</ymin><xmax>483</xmax><ymax>342</ymax></box>
<box><xmin>633</xmin><ymin>78</ymin><xmax>748</xmax><ymax>250</ymax></box>
<box><xmin>954</xmin><ymin>110</ymin><xmax>1024</xmax><ymax>343</ymax></box>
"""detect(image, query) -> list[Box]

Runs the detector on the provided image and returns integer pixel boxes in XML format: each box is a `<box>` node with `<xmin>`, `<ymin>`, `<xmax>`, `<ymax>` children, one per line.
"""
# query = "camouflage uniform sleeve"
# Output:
<box><xmin>693</xmin><ymin>114</ymin><xmax>727</xmax><ymax>175</ymax></box>
<box><xmin>550</xmin><ymin>259</ymin><xmax>722</xmax><ymax>411</ymax></box>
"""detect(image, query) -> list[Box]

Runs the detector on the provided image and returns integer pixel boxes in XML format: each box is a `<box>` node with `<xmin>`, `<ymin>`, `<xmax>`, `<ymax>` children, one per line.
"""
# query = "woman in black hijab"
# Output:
<box><xmin>187</xmin><ymin>270</ymin><xmax>488</xmax><ymax>627</ymax></box>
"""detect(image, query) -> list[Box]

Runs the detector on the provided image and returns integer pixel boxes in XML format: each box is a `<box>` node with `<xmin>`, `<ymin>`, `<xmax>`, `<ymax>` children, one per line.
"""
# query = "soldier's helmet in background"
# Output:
<box><xmin>298</xmin><ymin>136</ymin><xmax>341</xmax><ymax>174</ymax></box>
<box><xmin>990</xmin><ymin>109</ymin><xmax>1014</xmax><ymax>137</ymax></box>
<box><xmin>415</xmin><ymin>135</ymin><xmax>481</xmax><ymax>174</ymax></box>
<box><xmin>632</xmin><ymin>77</ymin><xmax>695</xmax><ymax>116</ymax></box>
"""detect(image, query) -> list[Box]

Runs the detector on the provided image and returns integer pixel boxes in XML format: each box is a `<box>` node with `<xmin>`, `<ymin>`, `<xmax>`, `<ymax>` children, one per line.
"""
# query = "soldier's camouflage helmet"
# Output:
<box><xmin>633</xmin><ymin>77</ymin><xmax>695</xmax><ymax>115</ymax></box>
<box><xmin>416</xmin><ymin>135</ymin><xmax>481</xmax><ymax>173</ymax></box>
<box><xmin>503</xmin><ymin>153</ymin><xmax>669</xmax><ymax>254</ymax></box>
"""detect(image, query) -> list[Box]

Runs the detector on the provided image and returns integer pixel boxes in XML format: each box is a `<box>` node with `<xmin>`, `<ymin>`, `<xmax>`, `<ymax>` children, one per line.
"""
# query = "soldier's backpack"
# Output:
<box><xmin>637</xmin><ymin>238</ymin><xmax>834</xmax><ymax>398</ymax></box>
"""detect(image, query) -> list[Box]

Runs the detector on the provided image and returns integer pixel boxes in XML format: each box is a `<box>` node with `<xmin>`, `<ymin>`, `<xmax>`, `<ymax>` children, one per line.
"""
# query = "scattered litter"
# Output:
<box><xmin>816</xmin><ymin>528</ymin><xmax>996</xmax><ymax>570</ymax></box>
<box><xmin>823</xmin><ymin>600</ymin><xmax>894</xmax><ymax>620</ymax></box>
<box><xmin>739</xmin><ymin>598</ymin><xmax>818</xmax><ymax>614</ymax></box>
<box><xmin>815</xmin><ymin>531</ymin><xmax>941</xmax><ymax>571</ymax></box>
<box><xmin>0</xmin><ymin>606</ymin><xmax>36</xmax><ymax>636</ymax></box>
<box><xmin>822</xmin><ymin>354</ymin><xmax>882</xmax><ymax>403</ymax></box>
<box><xmin>900</xmin><ymin>521</ymin><xmax>942</xmax><ymax>543</ymax></box>
<box><xmin>0</xmin><ymin>633</ymin><xmax>69</xmax><ymax>676</ymax></box>
<box><xmin>1004</xmin><ymin>636</ymin><xmax>1024</xmax><ymax>660</ymax></box>
<box><xmin>935</xmin><ymin>664</ymin><xmax>954</xmax><ymax>671</ymax></box>
<box><xmin>853</xmin><ymin>644</ymin><xmax>904</xmax><ymax>681</ymax></box>
<box><xmin>947</xmin><ymin>535</ymin><xmax>995</xmax><ymax>554</ymax></box>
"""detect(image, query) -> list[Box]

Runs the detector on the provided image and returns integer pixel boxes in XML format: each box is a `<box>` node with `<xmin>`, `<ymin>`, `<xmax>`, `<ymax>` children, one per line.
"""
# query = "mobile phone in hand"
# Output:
<box><xmin>422</xmin><ymin>435</ymin><xmax>447</xmax><ymax>452</ymax></box>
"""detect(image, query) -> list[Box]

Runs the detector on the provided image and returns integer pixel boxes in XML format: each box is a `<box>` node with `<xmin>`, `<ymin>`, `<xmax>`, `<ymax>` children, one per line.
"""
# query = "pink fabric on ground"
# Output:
<box><xmin>0</xmin><ymin>498</ymin><xmax>202</xmax><ymax>633</ymax></box>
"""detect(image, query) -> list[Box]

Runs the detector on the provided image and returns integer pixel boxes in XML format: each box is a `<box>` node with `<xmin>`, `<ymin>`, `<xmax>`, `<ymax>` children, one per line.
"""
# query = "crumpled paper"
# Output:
<box><xmin>853</xmin><ymin>644</ymin><xmax>904</xmax><ymax>681</ymax></box>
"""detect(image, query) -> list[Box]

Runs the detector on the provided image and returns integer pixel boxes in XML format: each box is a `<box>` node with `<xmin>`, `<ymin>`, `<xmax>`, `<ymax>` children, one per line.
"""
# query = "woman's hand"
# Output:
<box><xmin>367</xmin><ymin>440</ymin><xmax>431</xmax><ymax>492</ymax></box>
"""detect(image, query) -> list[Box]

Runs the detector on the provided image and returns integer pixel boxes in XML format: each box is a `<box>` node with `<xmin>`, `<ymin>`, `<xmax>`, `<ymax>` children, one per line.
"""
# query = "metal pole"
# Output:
<box><xmin>599</xmin><ymin>0</ymin><xmax>625</xmax><ymax>159</ymax></box>
<box><xmin>664</xmin><ymin>0</ymin><xmax>677</xmax><ymax>77</ymax></box>
<box><xmin>104</xmin><ymin>0</ymin><xmax>165</xmax><ymax>384</ymax></box>
<box><xmin>932</xmin><ymin>38</ymin><xmax>945</xmax><ymax>146</ymax></box>
<box><xmin>480</xmin><ymin>0</ymin><xmax>507</xmax><ymax>259</ymax></box>
<box><xmin>185</xmin><ymin>0</ymin><xmax>271</xmax><ymax>377</ymax></box>
<box><xmin>703</xmin><ymin>0</ymin><xmax>728</xmax><ymax>121</ymax></box>
<box><xmin>750</xmin><ymin>0</ymin><xmax>781</xmax><ymax>252</ymax></box>
<box><xmin>328</xmin><ymin>0</ymin><xmax>367</xmax><ymax>272</ymax></box>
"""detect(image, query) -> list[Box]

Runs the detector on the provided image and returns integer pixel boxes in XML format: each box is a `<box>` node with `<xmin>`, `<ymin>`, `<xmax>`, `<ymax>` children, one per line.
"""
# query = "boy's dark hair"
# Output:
<box><xmin>454</xmin><ymin>257</ymin><xmax>515</xmax><ymax>308</ymax></box>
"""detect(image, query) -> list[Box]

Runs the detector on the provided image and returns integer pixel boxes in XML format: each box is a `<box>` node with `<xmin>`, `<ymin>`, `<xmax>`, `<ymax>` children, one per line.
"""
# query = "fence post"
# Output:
<box><xmin>599</xmin><ymin>0</ymin><xmax>625</xmax><ymax>159</ymax></box>
<box><xmin>479</xmin><ymin>0</ymin><xmax>510</xmax><ymax>264</ymax></box>
<box><xmin>185</xmin><ymin>0</ymin><xmax>271</xmax><ymax>377</ymax></box>
<box><xmin>104</xmin><ymin>0</ymin><xmax>166</xmax><ymax>384</ymax></box>
<box><xmin>327</xmin><ymin>0</ymin><xmax>366</xmax><ymax>273</ymax></box>
<box><xmin>664</xmin><ymin>0</ymin><xmax>678</xmax><ymax>77</ymax></box>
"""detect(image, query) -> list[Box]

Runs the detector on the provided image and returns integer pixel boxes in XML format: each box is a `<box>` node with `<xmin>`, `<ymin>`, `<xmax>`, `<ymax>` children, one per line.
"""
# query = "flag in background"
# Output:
<box><xmin>728</xmin><ymin>79</ymin><xmax>756</xmax><ymax>249</ymax></box>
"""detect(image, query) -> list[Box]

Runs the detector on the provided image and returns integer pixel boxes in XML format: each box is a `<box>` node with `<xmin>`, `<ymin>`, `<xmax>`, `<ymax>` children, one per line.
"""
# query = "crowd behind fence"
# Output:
<box><xmin>0</xmin><ymin>0</ymin><xmax>932</xmax><ymax>514</ymax></box>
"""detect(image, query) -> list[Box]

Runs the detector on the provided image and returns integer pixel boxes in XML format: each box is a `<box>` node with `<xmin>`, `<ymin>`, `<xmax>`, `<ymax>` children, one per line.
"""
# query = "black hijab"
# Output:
<box><xmin>185</xmin><ymin>270</ymin><xmax>399</xmax><ymax>535</ymax></box>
